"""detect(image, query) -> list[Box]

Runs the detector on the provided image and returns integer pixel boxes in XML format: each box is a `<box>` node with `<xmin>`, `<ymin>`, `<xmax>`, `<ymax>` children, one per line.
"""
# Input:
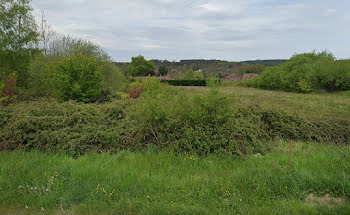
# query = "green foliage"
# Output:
<box><xmin>0</xmin><ymin>84</ymin><xmax>349</xmax><ymax>155</ymax></box>
<box><xmin>206</xmin><ymin>78</ymin><xmax>222</xmax><ymax>87</ymax></box>
<box><xmin>127</xmin><ymin>80</ymin><xmax>349</xmax><ymax>156</ymax></box>
<box><xmin>0</xmin><ymin>82</ymin><xmax>6</xmax><ymax>104</ymax></box>
<box><xmin>128</xmin><ymin>55</ymin><xmax>155</xmax><ymax>77</ymax></box>
<box><xmin>53</xmin><ymin>54</ymin><xmax>102</xmax><ymax>103</ymax></box>
<box><xmin>244</xmin><ymin>51</ymin><xmax>350</xmax><ymax>93</ymax></box>
<box><xmin>27</xmin><ymin>55</ymin><xmax>58</xmax><ymax>97</ymax></box>
<box><xmin>27</xmin><ymin>36</ymin><xmax>127</xmax><ymax>98</ymax></box>
<box><xmin>0</xmin><ymin>0</ymin><xmax>39</xmax><ymax>87</ymax></box>
<box><xmin>161</xmin><ymin>79</ymin><xmax>207</xmax><ymax>86</ymax></box>
<box><xmin>0</xmin><ymin>99</ymin><xmax>125</xmax><ymax>155</ymax></box>
<box><xmin>1</xmin><ymin>143</ymin><xmax>350</xmax><ymax>214</ymax></box>
<box><xmin>0</xmin><ymin>72</ymin><xmax>17</xmax><ymax>105</ymax></box>
<box><xmin>158</xmin><ymin>65</ymin><xmax>168</xmax><ymax>76</ymax></box>
<box><xmin>100</xmin><ymin>61</ymin><xmax>127</xmax><ymax>94</ymax></box>
<box><xmin>184</xmin><ymin>69</ymin><xmax>195</xmax><ymax>80</ymax></box>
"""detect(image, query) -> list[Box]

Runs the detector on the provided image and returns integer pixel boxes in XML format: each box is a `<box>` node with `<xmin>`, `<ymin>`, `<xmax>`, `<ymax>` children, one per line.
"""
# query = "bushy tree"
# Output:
<box><xmin>28</xmin><ymin>35</ymin><xmax>126</xmax><ymax>98</ymax></box>
<box><xmin>158</xmin><ymin>65</ymin><xmax>168</xmax><ymax>76</ymax></box>
<box><xmin>0</xmin><ymin>0</ymin><xmax>39</xmax><ymax>87</ymax></box>
<box><xmin>184</xmin><ymin>69</ymin><xmax>195</xmax><ymax>80</ymax></box>
<box><xmin>53</xmin><ymin>54</ymin><xmax>102</xmax><ymax>103</ymax></box>
<box><xmin>246</xmin><ymin>51</ymin><xmax>350</xmax><ymax>93</ymax></box>
<box><xmin>128</xmin><ymin>55</ymin><xmax>155</xmax><ymax>77</ymax></box>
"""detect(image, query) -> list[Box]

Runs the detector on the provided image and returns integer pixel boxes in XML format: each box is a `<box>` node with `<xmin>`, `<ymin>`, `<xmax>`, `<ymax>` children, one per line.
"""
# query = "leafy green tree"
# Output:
<box><xmin>246</xmin><ymin>51</ymin><xmax>350</xmax><ymax>93</ymax></box>
<box><xmin>158</xmin><ymin>65</ymin><xmax>168</xmax><ymax>76</ymax></box>
<box><xmin>128</xmin><ymin>55</ymin><xmax>155</xmax><ymax>77</ymax></box>
<box><xmin>0</xmin><ymin>0</ymin><xmax>38</xmax><ymax>87</ymax></box>
<box><xmin>184</xmin><ymin>69</ymin><xmax>195</xmax><ymax>80</ymax></box>
<box><xmin>28</xmin><ymin>35</ymin><xmax>126</xmax><ymax>98</ymax></box>
<box><xmin>54</xmin><ymin>54</ymin><xmax>102</xmax><ymax>103</ymax></box>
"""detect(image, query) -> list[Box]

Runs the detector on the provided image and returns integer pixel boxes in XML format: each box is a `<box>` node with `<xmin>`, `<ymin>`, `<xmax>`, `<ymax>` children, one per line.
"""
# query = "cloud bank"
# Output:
<box><xmin>32</xmin><ymin>0</ymin><xmax>350</xmax><ymax>61</ymax></box>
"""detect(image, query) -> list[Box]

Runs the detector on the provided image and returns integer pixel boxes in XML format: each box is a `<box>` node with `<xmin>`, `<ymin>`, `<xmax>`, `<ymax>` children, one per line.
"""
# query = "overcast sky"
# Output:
<box><xmin>31</xmin><ymin>0</ymin><xmax>350</xmax><ymax>62</ymax></box>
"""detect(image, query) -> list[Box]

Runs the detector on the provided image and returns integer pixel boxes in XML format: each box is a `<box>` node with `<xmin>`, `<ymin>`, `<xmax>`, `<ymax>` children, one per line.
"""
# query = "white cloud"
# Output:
<box><xmin>199</xmin><ymin>3</ymin><xmax>224</xmax><ymax>12</ymax></box>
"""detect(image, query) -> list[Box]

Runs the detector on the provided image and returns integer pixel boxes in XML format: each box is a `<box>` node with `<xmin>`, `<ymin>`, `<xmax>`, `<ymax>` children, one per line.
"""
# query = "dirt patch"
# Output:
<box><xmin>305</xmin><ymin>193</ymin><xmax>347</xmax><ymax>208</ymax></box>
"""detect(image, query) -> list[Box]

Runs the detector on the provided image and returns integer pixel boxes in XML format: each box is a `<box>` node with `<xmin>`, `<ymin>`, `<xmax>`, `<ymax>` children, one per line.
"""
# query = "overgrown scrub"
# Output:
<box><xmin>0</xmin><ymin>80</ymin><xmax>349</xmax><ymax>155</ymax></box>
<box><xmin>0</xmin><ymin>99</ymin><xmax>126</xmax><ymax>156</ymax></box>
<box><xmin>125</xmin><ymin>78</ymin><xmax>349</xmax><ymax>156</ymax></box>
<box><xmin>243</xmin><ymin>51</ymin><xmax>350</xmax><ymax>93</ymax></box>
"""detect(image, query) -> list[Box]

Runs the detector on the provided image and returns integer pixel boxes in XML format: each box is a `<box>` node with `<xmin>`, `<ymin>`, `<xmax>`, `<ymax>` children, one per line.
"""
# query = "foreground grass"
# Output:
<box><xmin>0</xmin><ymin>142</ymin><xmax>349</xmax><ymax>214</ymax></box>
<box><xmin>181</xmin><ymin>86</ymin><xmax>350</xmax><ymax>120</ymax></box>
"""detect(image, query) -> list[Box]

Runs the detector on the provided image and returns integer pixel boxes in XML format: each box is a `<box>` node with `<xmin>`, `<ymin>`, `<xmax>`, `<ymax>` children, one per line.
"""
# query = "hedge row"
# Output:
<box><xmin>161</xmin><ymin>79</ymin><xmax>207</xmax><ymax>86</ymax></box>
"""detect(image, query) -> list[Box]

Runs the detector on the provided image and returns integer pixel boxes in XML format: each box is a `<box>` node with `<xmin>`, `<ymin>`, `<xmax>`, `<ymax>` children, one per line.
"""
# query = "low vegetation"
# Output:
<box><xmin>1</xmin><ymin>1</ymin><xmax>349</xmax><ymax>214</ymax></box>
<box><xmin>1</xmin><ymin>79</ymin><xmax>349</xmax><ymax>156</ymax></box>
<box><xmin>0</xmin><ymin>142</ymin><xmax>349</xmax><ymax>214</ymax></box>
<box><xmin>160</xmin><ymin>79</ymin><xmax>207</xmax><ymax>86</ymax></box>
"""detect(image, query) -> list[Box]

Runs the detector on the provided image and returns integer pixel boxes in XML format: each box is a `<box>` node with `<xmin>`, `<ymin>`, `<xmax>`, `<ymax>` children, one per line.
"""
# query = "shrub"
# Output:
<box><xmin>0</xmin><ymin>82</ymin><xmax>349</xmax><ymax>156</ymax></box>
<box><xmin>158</xmin><ymin>65</ymin><xmax>169</xmax><ymax>76</ymax></box>
<box><xmin>0</xmin><ymin>100</ymin><xmax>125</xmax><ymax>155</ymax></box>
<box><xmin>243</xmin><ymin>51</ymin><xmax>350</xmax><ymax>93</ymax></box>
<box><xmin>53</xmin><ymin>54</ymin><xmax>102</xmax><ymax>103</ymax></box>
<box><xmin>161</xmin><ymin>79</ymin><xmax>207</xmax><ymax>86</ymax></box>
<box><xmin>100</xmin><ymin>62</ymin><xmax>128</xmax><ymax>95</ymax></box>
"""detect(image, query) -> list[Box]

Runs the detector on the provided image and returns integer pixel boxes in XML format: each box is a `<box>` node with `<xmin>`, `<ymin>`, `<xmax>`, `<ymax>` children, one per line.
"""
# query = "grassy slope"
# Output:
<box><xmin>0</xmin><ymin>142</ymin><xmax>350</xmax><ymax>214</ymax></box>
<box><xmin>180</xmin><ymin>86</ymin><xmax>350</xmax><ymax>120</ymax></box>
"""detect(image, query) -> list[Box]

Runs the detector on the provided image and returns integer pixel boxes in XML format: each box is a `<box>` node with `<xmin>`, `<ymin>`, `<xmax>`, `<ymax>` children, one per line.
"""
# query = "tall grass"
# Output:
<box><xmin>0</xmin><ymin>142</ymin><xmax>349</xmax><ymax>214</ymax></box>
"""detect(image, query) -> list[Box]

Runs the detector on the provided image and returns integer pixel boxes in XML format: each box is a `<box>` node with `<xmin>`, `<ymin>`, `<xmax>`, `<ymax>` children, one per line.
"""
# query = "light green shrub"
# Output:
<box><xmin>53</xmin><ymin>54</ymin><xmax>102</xmax><ymax>103</ymax></box>
<box><xmin>244</xmin><ymin>51</ymin><xmax>350</xmax><ymax>93</ymax></box>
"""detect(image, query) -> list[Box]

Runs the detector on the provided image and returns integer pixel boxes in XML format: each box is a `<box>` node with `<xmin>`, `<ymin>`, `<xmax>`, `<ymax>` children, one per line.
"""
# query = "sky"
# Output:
<box><xmin>31</xmin><ymin>0</ymin><xmax>350</xmax><ymax>62</ymax></box>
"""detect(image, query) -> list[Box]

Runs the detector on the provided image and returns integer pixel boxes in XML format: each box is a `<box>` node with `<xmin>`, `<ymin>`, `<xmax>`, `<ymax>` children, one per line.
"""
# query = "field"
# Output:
<box><xmin>0</xmin><ymin>86</ymin><xmax>349</xmax><ymax>214</ymax></box>
<box><xmin>186</xmin><ymin>86</ymin><xmax>350</xmax><ymax>120</ymax></box>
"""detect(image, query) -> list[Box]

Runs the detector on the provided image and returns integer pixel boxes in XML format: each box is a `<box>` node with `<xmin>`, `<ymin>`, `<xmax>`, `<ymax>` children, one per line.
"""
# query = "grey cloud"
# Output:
<box><xmin>31</xmin><ymin>0</ymin><xmax>350</xmax><ymax>61</ymax></box>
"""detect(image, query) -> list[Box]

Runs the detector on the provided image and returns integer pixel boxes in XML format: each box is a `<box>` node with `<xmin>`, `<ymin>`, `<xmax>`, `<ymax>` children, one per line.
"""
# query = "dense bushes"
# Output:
<box><xmin>244</xmin><ymin>51</ymin><xmax>350</xmax><ymax>93</ymax></box>
<box><xmin>0</xmin><ymin>100</ymin><xmax>126</xmax><ymax>156</ymax></box>
<box><xmin>127</xmin><ymin>79</ymin><xmax>349</xmax><ymax>155</ymax></box>
<box><xmin>161</xmin><ymin>79</ymin><xmax>207</xmax><ymax>86</ymax></box>
<box><xmin>1</xmin><ymin>79</ymin><xmax>348</xmax><ymax>156</ymax></box>
<box><xmin>24</xmin><ymin>36</ymin><xmax>127</xmax><ymax>102</ymax></box>
<box><xmin>53</xmin><ymin>54</ymin><xmax>102</xmax><ymax>102</ymax></box>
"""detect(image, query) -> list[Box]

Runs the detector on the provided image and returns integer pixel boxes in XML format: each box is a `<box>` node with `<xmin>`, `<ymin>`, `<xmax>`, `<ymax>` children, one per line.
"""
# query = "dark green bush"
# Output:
<box><xmin>243</xmin><ymin>51</ymin><xmax>350</xmax><ymax>93</ymax></box>
<box><xmin>161</xmin><ymin>79</ymin><xmax>207</xmax><ymax>86</ymax></box>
